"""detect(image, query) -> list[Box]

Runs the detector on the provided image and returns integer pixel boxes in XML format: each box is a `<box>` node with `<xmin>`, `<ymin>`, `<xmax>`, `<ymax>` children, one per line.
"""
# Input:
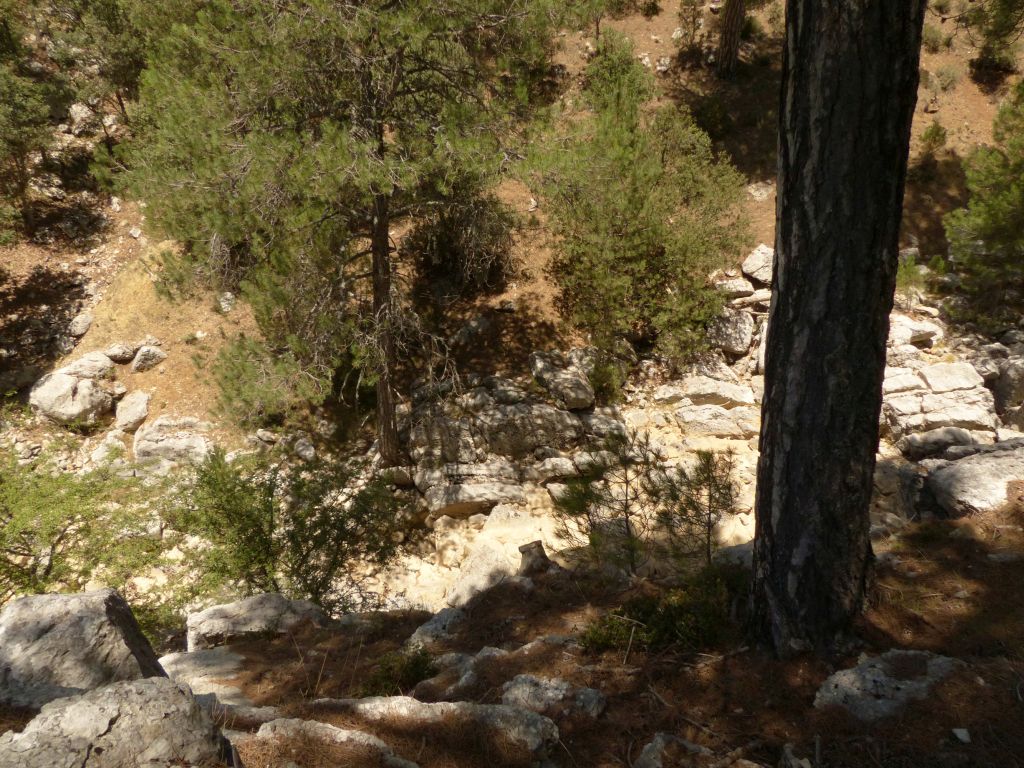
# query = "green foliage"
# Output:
<box><xmin>945</xmin><ymin>80</ymin><xmax>1024</xmax><ymax>330</ymax></box>
<box><xmin>923</xmin><ymin>22</ymin><xmax>952</xmax><ymax>52</ymax></box>
<box><xmin>117</xmin><ymin>0</ymin><xmax>560</xmax><ymax>424</ymax></box>
<box><xmin>932</xmin><ymin>0</ymin><xmax>953</xmax><ymax>16</ymax></box>
<box><xmin>658</xmin><ymin>451</ymin><xmax>737</xmax><ymax>567</ymax></box>
<box><xmin>588</xmin><ymin>355</ymin><xmax>627</xmax><ymax>406</ymax></box>
<box><xmin>580</xmin><ymin>563</ymin><xmax>747</xmax><ymax>652</ymax></box>
<box><xmin>0</xmin><ymin>450</ymin><xmax>164</xmax><ymax>604</ymax></box>
<box><xmin>404</xmin><ymin>191</ymin><xmax>517</xmax><ymax>294</ymax></box>
<box><xmin>962</xmin><ymin>0</ymin><xmax>1024</xmax><ymax>71</ymax></box>
<box><xmin>921</xmin><ymin>120</ymin><xmax>949</xmax><ymax>156</ymax></box>
<box><xmin>361</xmin><ymin>648</ymin><xmax>437</xmax><ymax>696</ymax></box>
<box><xmin>536</xmin><ymin>37</ymin><xmax>744</xmax><ymax>363</ymax></box>
<box><xmin>172</xmin><ymin>449</ymin><xmax>409</xmax><ymax>615</ymax></box>
<box><xmin>740</xmin><ymin>15</ymin><xmax>765</xmax><ymax>41</ymax></box>
<box><xmin>569</xmin><ymin>0</ymin><xmax>642</xmax><ymax>38</ymax></box>
<box><xmin>677</xmin><ymin>0</ymin><xmax>705</xmax><ymax>52</ymax></box>
<box><xmin>896</xmin><ymin>251</ymin><xmax>927</xmax><ymax>299</ymax></box>
<box><xmin>0</xmin><ymin>6</ymin><xmax>51</xmax><ymax>224</ymax></box>
<box><xmin>936</xmin><ymin>64</ymin><xmax>962</xmax><ymax>90</ymax></box>
<box><xmin>212</xmin><ymin>336</ymin><xmax>330</xmax><ymax>428</ymax></box>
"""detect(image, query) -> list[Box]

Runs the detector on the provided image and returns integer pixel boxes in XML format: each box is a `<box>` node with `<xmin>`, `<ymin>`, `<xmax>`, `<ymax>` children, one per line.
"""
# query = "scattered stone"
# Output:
<box><xmin>501</xmin><ymin>674</ymin><xmax>606</xmax><ymax>719</ymax></box>
<box><xmin>293</xmin><ymin>436</ymin><xmax>316</xmax><ymax>461</ymax></box>
<box><xmin>236</xmin><ymin>719</ymin><xmax>417</xmax><ymax>768</ymax></box>
<box><xmin>676</xmin><ymin>403</ymin><xmax>760</xmax><ymax>439</ymax></box>
<box><xmin>635</xmin><ymin>733</ymin><xmax>712</xmax><ymax>768</ymax></box>
<box><xmin>186</xmin><ymin>592</ymin><xmax>327</xmax><ymax>652</ymax></box>
<box><xmin>746</xmin><ymin>181</ymin><xmax>774</xmax><ymax>202</ymax></box>
<box><xmin>104</xmin><ymin>342</ymin><xmax>139</xmax><ymax>363</ymax></box>
<box><xmin>218</xmin><ymin>291</ymin><xmax>237</xmax><ymax>313</ymax></box>
<box><xmin>159</xmin><ymin>647</ymin><xmax>250</xmax><ymax>707</ymax></box>
<box><xmin>716</xmin><ymin>276</ymin><xmax>755</xmax><ymax>298</ymax></box>
<box><xmin>896</xmin><ymin>426</ymin><xmax>982</xmax><ymax>460</ymax></box>
<box><xmin>889</xmin><ymin>314</ymin><xmax>944</xmax><ymax>348</ymax></box>
<box><xmin>29</xmin><ymin>373</ymin><xmax>113</xmax><ymax>425</ymax></box>
<box><xmin>707</xmin><ymin>309</ymin><xmax>755</xmax><ymax>356</ymax></box>
<box><xmin>67</xmin><ymin>102</ymin><xmax>97</xmax><ymax>136</ymax></box>
<box><xmin>0</xmin><ymin>678</ymin><xmax>230</xmax><ymax>767</ymax></box>
<box><xmin>0</xmin><ymin>589</ymin><xmax>165</xmax><ymax>709</ymax></box>
<box><xmin>407</xmin><ymin>607</ymin><xmax>466</xmax><ymax>648</ymax></box>
<box><xmin>741</xmin><ymin>244</ymin><xmax>774</xmax><ymax>284</ymax></box>
<box><xmin>58</xmin><ymin>351</ymin><xmax>115</xmax><ymax>379</ymax></box>
<box><xmin>927</xmin><ymin>445</ymin><xmax>1024</xmax><ymax>516</ymax></box>
<box><xmin>131</xmin><ymin>344</ymin><xmax>167</xmax><ymax>372</ymax></box>
<box><xmin>129</xmin><ymin>226</ymin><xmax>142</xmax><ymax>239</ymax></box>
<box><xmin>814</xmin><ymin>649</ymin><xmax>961</xmax><ymax>721</ymax></box>
<box><xmin>115</xmin><ymin>390</ymin><xmax>150</xmax><ymax>431</ymax></box>
<box><xmin>68</xmin><ymin>312</ymin><xmax>93</xmax><ymax>337</ymax></box>
<box><xmin>952</xmin><ymin>728</ymin><xmax>971</xmax><ymax>744</ymax></box>
<box><xmin>679</xmin><ymin>375</ymin><xmax>755</xmax><ymax>408</ymax></box>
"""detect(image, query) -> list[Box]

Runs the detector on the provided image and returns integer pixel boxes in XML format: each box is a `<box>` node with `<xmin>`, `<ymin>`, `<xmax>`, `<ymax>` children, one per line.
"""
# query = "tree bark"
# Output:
<box><xmin>751</xmin><ymin>0</ymin><xmax>925</xmax><ymax>655</ymax></box>
<box><xmin>716</xmin><ymin>0</ymin><xmax>745</xmax><ymax>77</ymax></box>
<box><xmin>371</xmin><ymin>192</ymin><xmax>401</xmax><ymax>467</ymax></box>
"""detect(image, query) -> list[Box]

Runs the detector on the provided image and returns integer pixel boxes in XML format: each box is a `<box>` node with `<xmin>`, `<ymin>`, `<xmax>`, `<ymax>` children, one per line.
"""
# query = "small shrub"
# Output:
<box><xmin>896</xmin><ymin>251</ymin><xmax>927</xmax><ymax>299</ymax></box>
<box><xmin>658</xmin><ymin>450</ymin><xmax>737</xmax><ymax>566</ymax></box>
<box><xmin>922</xmin><ymin>23</ymin><xmax>953</xmax><ymax>53</ymax></box>
<box><xmin>936</xmin><ymin>64</ymin><xmax>961</xmax><ymax>91</ymax></box>
<box><xmin>589</xmin><ymin>355</ymin><xmax>626</xmax><ymax>406</ymax></box>
<box><xmin>920</xmin><ymin>120</ymin><xmax>948</xmax><ymax>156</ymax></box>
<box><xmin>640</xmin><ymin>0</ymin><xmax>661</xmax><ymax>18</ymax></box>
<box><xmin>676</xmin><ymin>0</ymin><xmax>705</xmax><ymax>53</ymax></box>
<box><xmin>0</xmin><ymin>203</ymin><xmax>19</xmax><ymax>245</ymax></box>
<box><xmin>582</xmin><ymin>31</ymin><xmax>655</xmax><ymax>112</ymax></box>
<box><xmin>580</xmin><ymin>563</ymin><xmax>747</xmax><ymax>653</ymax></box>
<box><xmin>172</xmin><ymin>450</ymin><xmax>410</xmax><ymax>615</ymax></box>
<box><xmin>361</xmin><ymin>649</ymin><xmax>436</xmax><ymax>696</ymax></box>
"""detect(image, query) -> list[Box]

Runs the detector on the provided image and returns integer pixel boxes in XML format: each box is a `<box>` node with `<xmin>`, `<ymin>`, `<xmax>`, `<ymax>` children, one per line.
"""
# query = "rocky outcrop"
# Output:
<box><xmin>814</xmin><ymin>650</ymin><xmax>961</xmax><ymax>721</ymax></box>
<box><xmin>0</xmin><ymin>678</ymin><xmax>231</xmax><ymax>767</ymax></box>
<box><xmin>741</xmin><ymin>243</ymin><xmax>774</xmax><ymax>284</ymax></box>
<box><xmin>501</xmin><ymin>674</ymin><xmax>606</xmax><ymax>719</ymax></box>
<box><xmin>57</xmin><ymin>351</ymin><xmax>115</xmax><ymax>379</ymax></box>
<box><xmin>232</xmin><ymin>718</ymin><xmax>417</xmax><ymax>768</ymax></box>
<box><xmin>186</xmin><ymin>592</ymin><xmax>327</xmax><ymax>651</ymax></box>
<box><xmin>707</xmin><ymin>309</ymin><xmax>755</xmax><ymax>357</ymax></box>
<box><xmin>529</xmin><ymin>350</ymin><xmax>595</xmax><ymax>410</ymax></box>
<box><xmin>882</xmin><ymin>362</ymin><xmax>996</xmax><ymax>442</ymax></box>
<box><xmin>133</xmin><ymin>416</ymin><xmax>213</xmax><ymax>468</ymax></box>
<box><xmin>115</xmin><ymin>389</ymin><xmax>150</xmax><ymax>431</ymax></box>
<box><xmin>0</xmin><ymin>589</ymin><xmax>166</xmax><ymax>709</ymax></box>
<box><xmin>131</xmin><ymin>344</ymin><xmax>167</xmax><ymax>372</ymax></box>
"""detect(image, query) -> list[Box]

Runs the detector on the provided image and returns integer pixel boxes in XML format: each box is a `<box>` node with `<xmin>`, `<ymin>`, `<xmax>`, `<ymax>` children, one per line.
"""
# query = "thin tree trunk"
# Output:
<box><xmin>371</xmin><ymin>192</ymin><xmax>401</xmax><ymax>467</ymax></box>
<box><xmin>751</xmin><ymin>0</ymin><xmax>925</xmax><ymax>655</ymax></box>
<box><xmin>716</xmin><ymin>0</ymin><xmax>745</xmax><ymax>77</ymax></box>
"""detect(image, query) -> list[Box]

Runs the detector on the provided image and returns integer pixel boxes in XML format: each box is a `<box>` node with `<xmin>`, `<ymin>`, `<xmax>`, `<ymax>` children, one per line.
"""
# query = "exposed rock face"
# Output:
<box><xmin>927</xmin><ymin>444</ymin><xmax>1024</xmax><ymax>516</ymax></box>
<box><xmin>814</xmin><ymin>650</ymin><xmax>961</xmax><ymax>721</ymax></box>
<box><xmin>133</xmin><ymin>416</ymin><xmax>213</xmax><ymax>468</ymax></box>
<box><xmin>131</xmin><ymin>344</ymin><xmax>167</xmax><ymax>372</ymax></box>
<box><xmin>478</xmin><ymin>403</ymin><xmax>584</xmax><ymax>458</ymax></box>
<box><xmin>882</xmin><ymin>362</ymin><xmax>996</xmax><ymax>442</ymax></box>
<box><xmin>529</xmin><ymin>350</ymin><xmax>595</xmax><ymax>410</ymax></box>
<box><xmin>0</xmin><ymin>678</ymin><xmax>231</xmax><ymax>767</ymax></box>
<box><xmin>0</xmin><ymin>589</ymin><xmax>166</xmax><ymax>709</ymax></box>
<box><xmin>741</xmin><ymin>243</ymin><xmax>774</xmax><ymax>284</ymax></box>
<box><xmin>29</xmin><ymin>373</ymin><xmax>113</xmax><ymax>425</ymax></box>
<box><xmin>677</xmin><ymin>375</ymin><xmax>755</xmax><ymax>407</ymax></box>
<box><xmin>676</xmin><ymin>404</ymin><xmax>760</xmax><ymax>439</ymax></box>
<box><xmin>313</xmin><ymin>696</ymin><xmax>559</xmax><ymax>759</ymax></box>
<box><xmin>424</xmin><ymin>481</ymin><xmax>525</xmax><ymax>518</ymax></box>
<box><xmin>888</xmin><ymin>314</ymin><xmax>944</xmax><ymax>348</ymax></box>
<box><xmin>115</xmin><ymin>390</ymin><xmax>150</xmax><ymax>431</ymax></box>
<box><xmin>407</xmin><ymin>607</ymin><xmax>466</xmax><ymax>648</ymax></box>
<box><xmin>186</xmin><ymin>592</ymin><xmax>327</xmax><ymax>651</ymax></box>
<box><xmin>159</xmin><ymin>647</ymin><xmax>249</xmax><ymax>707</ymax></box>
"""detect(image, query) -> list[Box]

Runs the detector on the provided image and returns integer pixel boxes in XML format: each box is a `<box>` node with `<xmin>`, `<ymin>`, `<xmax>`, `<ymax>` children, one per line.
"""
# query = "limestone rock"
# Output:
<box><xmin>424</xmin><ymin>481</ymin><xmax>525</xmax><ymax>518</ymax></box>
<box><xmin>814</xmin><ymin>650</ymin><xmax>961</xmax><ymax>721</ymax></box>
<box><xmin>158</xmin><ymin>647</ymin><xmax>249</xmax><ymax>707</ymax></box>
<box><xmin>0</xmin><ymin>589</ymin><xmax>165</xmax><ymax>709</ymax></box>
<box><xmin>476</xmin><ymin>403</ymin><xmax>583</xmax><ymax>458</ymax></box>
<box><xmin>115</xmin><ymin>390</ymin><xmax>150</xmax><ymax>431</ymax></box>
<box><xmin>716</xmin><ymin>276</ymin><xmax>754</xmax><ymax>298</ymax></box>
<box><xmin>57</xmin><ymin>351</ymin><xmax>115</xmax><ymax>379</ymax></box>
<box><xmin>741</xmin><ymin>243</ymin><xmax>774</xmax><ymax>284</ymax></box>
<box><xmin>529</xmin><ymin>351</ymin><xmax>595</xmax><ymax>410</ymax></box>
<box><xmin>68</xmin><ymin>312</ymin><xmax>93</xmax><ymax>337</ymax></box>
<box><xmin>679</xmin><ymin>375</ymin><xmax>755</xmax><ymax>408</ymax></box>
<box><xmin>133</xmin><ymin>416</ymin><xmax>212</xmax><ymax>467</ymax></box>
<box><xmin>67</xmin><ymin>102</ymin><xmax>98</xmax><ymax>136</ymax></box>
<box><xmin>676</xmin><ymin>404</ymin><xmax>760</xmax><ymax>439</ymax></box>
<box><xmin>236</xmin><ymin>718</ymin><xmax>416</xmax><ymax>768</ymax></box>
<box><xmin>896</xmin><ymin>426</ymin><xmax>984</xmax><ymax>460</ymax></box>
<box><xmin>994</xmin><ymin>358</ymin><xmax>1024</xmax><ymax>413</ymax></box>
<box><xmin>0</xmin><ymin>678</ymin><xmax>230</xmax><ymax>767</ymax></box>
<box><xmin>186</xmin><ymin>592</ymin><xmax>327</xmax><ymax>651</ymax></box>
<box><xmin>131</xmin><ymin>344</ymin><xmax>167</xmax><ymax>372</ymax></box>
<box><xmin>927</xmin><ymin>445</ymin><xmax>1024</xmax><ymax>516</ymax></box>
<box><xmin>918</xmin><ymin>362</ymin><xmax>984</xmax><ymax>393</ymax></box>
<box><xmin>313</xmin><ymin>696</ymin><xmax>558</xmax><ymax>758</ymax></box>
<box><xmin>104</xmin><ymin>342</ymin><xmax>139</xmax><ymax>363</ymax></box>
<box><xmin>29</xmin><ymin>373</ymin><xmax>113</xmax><ymax>425</ymax></box>
<box><xmin>407</xmin><ymin>607</ymin><xmax>465</xmax><ymax>648</ymax></box>
<box><xmin>888</xmin><ymin>314</ymin><xmax>944</xmax><ymax>348</ymax></box>
<box><xmin>707</xmin><ymin>309</ymin><xmax>755</xmax><ymax>356</ymax></box>
<box><xmin>501</xmin><ymin>674</ymin><xmax>606</xmax><ymax>719</ymax></box>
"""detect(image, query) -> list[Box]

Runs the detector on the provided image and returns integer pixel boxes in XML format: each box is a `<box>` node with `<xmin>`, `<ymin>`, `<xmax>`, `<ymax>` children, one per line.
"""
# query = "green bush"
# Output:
<box><xmin>658</xmin><ymin>450</ymin><xmax>737</xmax><ymax>567</ymax></box>
<box><xmin>580</xmin><ymin>563</ymin><xmax>747</xmax><ymax>653</ymax></box>
<box><xmin>537</xmin><ymin>36</ymin><xmax>744</xmax><ymax>364</ymax></box>
<box><xmin>361</xmin><ymin>648</ymin><xmax>436</xmax><ymax>696</ymax></box>
<box><xmin>936</xmin><ymin>64</ymin><xmax>961</xmax><ymax>91</ymax></box>
<box><xmin>896</xmin><ymin>251</ymin><xmax>927</xmax><ymax>299</ymax></box>
<box><xmin>922</xmin><ymin>22</ymin><xmax>952</xmax><ymax>53</ymax></box>
<box><xmin>0</xmin><ymin>450</ymin><xmax>165</xmax><ymax>604</ymax></box>
<box><xmin>212</xmin><ymin>336</ymin><xmax>331</xmax><ymax>428</ymax></box>
<box><xmin>172</xmin><ymin>450</ymin><xmax>410</xmax><ymax>615</ymax></box>
<box><xmin>920</xmin><ymin>120</ymin><xmax>948</xmax><ymax>156</ymax></box>
<box><xmin>945</xmin><ymin>80</ymin><xmax>1024</xmax><ymax>331</ymax></box>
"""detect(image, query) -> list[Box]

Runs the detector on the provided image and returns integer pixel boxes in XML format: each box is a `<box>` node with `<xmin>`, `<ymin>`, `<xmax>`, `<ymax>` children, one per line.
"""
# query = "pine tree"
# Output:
<box><xmin>119</xmin><ymin>0</ymin><xmax>559</xmax><ymax>464</ymax></box>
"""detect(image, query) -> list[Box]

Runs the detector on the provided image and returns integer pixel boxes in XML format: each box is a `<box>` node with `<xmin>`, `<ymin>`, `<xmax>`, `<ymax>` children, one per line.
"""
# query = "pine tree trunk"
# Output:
<box><xmin>371</xmin><ymin>192</ymin><xmax>401</xmax><ymax>467</ymax></box>
<box><xmin>751</xmin><ymin>0</ymin><xmax>926</xmax><ymax>655</ymax></box>
<box><xmin>716</xmin><ymin>0</ymin><xmax>745</xmax><ymax>77</ymax></box>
